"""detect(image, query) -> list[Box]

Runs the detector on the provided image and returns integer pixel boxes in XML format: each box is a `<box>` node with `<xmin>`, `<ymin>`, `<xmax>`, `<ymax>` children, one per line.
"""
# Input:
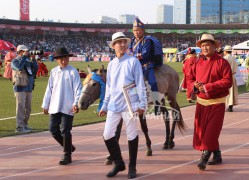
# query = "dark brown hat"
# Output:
<box><xmin>216</xmin><ymin>47</ymin><xmax>224</xmax><ymax>54</ymax></box>
<box><xmin>187</xmin><ymin>48</ymin><xmax>196</xmax><ymax>55</ymax></box>
<box><xmin>54</xmin><ymin>47</ymin><xmax>73</xmax><ymax>59</ymax></box>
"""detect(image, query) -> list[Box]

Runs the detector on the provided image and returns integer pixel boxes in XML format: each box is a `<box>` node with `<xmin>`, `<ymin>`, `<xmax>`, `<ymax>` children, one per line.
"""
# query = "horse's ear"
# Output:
<box><xmin>87</xmin><ymin>65</ymin><xmax>92</xmax><ymax>74</ymax></box>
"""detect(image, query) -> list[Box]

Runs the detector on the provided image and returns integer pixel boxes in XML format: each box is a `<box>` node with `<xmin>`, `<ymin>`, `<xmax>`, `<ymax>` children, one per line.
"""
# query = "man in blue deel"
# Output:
<box><xmin>128</xmin><ymin>18</ymin><xmax>160</xmax><ymax>114</ymax></box>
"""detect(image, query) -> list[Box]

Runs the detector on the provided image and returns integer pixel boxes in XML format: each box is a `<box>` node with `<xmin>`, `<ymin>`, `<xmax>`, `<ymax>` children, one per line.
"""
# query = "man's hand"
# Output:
<box><xmin>99</xmin><ymin>110</ymin><xmax>107</xmax><ymax>117</ymax></box>
<box><xmin>194</xmin><ymin>81</ymin><xmax>203</xmax><ymax>88</ymax></box>
<box><xmin>135</xmin><ymin>108</ymin><xmax>145</xmax><ymax>116</ymax></box>
<box><xmin>194</xmin><ymin>81</ymin><xmax>205</xmax><ymax>93</ymax></box>
<box><xmin>198</xmin><ymin>85</ymin><xmax>205</xmax><ymax>93</ymax></box>
<box><xmin>43</xmin><ymin>109</ymin><xmax>49</xmax><ymax>115</ymax></box>
<box><xmin>136</xmin><ymin>53</ymin><xmax>143</xmax><ymax>60</ymax></box>
<box><xmin>72</xmin><ymin>105</ymin><xmax>79</xmax><ymax>114</ymax></box>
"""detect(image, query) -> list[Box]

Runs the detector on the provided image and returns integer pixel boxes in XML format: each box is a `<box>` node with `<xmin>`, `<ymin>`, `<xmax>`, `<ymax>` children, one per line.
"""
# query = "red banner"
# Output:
<box><xmin>20</xmin><ymin>0</ymin><xmax>30</xmax><ymax>21</ymax></box>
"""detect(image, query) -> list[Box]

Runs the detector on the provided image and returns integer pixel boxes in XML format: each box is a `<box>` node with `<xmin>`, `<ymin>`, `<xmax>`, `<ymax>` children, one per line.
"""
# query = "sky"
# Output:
<box><xmin>0</xmin><ymin>0</ymin><xmax>174</xmax><ymax>24</ymax></box>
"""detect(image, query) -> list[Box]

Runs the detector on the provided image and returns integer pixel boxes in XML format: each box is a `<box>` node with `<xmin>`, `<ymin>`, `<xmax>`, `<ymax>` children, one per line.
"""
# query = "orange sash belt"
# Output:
<box><xmin>197</xmin><ymin>96</ymin><xmax>226</xmax><ymax>106</ymax></box>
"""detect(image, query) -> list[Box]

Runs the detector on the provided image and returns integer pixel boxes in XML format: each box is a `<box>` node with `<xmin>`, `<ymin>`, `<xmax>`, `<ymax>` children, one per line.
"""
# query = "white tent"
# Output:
<box><xmin>232</xmin><ymin>40</ymin><xmax>249</xmax><ymax>50</ymax></box>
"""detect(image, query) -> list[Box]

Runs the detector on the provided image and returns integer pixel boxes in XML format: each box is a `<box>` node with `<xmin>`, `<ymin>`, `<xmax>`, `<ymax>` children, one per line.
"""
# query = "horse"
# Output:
<box><xmin>78</xmin><ymin>64</ymin><xmax>186</xmax><ymax>157</ymax></box>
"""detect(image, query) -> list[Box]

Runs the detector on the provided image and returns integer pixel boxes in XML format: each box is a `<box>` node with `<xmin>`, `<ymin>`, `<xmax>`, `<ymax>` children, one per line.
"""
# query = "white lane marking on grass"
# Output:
<box><xmin>0</xmin><ymin>112</ymin><xmax>43</xmax><ymax>121</ymax></box>
<box><xmin>0</xmin><ymin>104</ymin><xmax>100</xmax><ymax>121</ymax></box>
<box><xmin>1</xmin><ymin>101</ymin><xmax>248</xmax><ymax>121</ymax></box>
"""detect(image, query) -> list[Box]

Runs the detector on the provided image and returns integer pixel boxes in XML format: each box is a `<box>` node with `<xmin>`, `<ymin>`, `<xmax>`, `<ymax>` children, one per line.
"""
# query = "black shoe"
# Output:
<box><xmin>72</xmin><ymin>145</ymin><xmax>76</xmax><ymax>153</ymax></box>
<box><xmin>227</xmin><ymin>105</ymin><xmax>233</xmax><ymax>112</ymax></box>
<box><xmin>59</xmin><ymin>155</ymin><xmax>72</xmax><ymax>165</ymax></box>
<box><xmin>188</xmin><ymin>100</ymin><xmax>192</xmax><ymax>103</ymax></box>
<box><xmin>198</xmin><ymin>162</ymin><xmax>206</xmax><ymax>170</ymax></box>
<box><xmin>106</xmin><ymin>161</ymin><xmax>126</xmax><ymax>177</ymax></box>
<box><xmin>208</xmin><ymin>157</ymin><xmax>222</xmax><ymax>165</ymax></box>
<box><xmin>197</xmin><ymin>150</ymin><xmax>211</xmax><ymax>170</ymax></box>
<box><xmin>128</xmin><ymin>165</ymin><xmax>137</xmax><ymax>179</ymax></box>
<box><xmin>208</xmin><ymin>150</ymin><xmax>222</xmax><ymax>165</ymax></box>
<box><xmin>128</xmin><ymin>136</ymin><xmax>138</xmax><ymax>178</ymax></box>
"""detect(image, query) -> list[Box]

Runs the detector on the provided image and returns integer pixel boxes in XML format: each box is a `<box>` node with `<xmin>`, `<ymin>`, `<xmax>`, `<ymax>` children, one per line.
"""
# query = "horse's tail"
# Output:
<box><xmin>173</xmin><ymin>102</ymin><xmax>187</xmax><ymax>134</ymax></box>
<box><xmin>176</xmin><ymin>113</ymin><xmax>187</xmax><ymax>134</ymax></box>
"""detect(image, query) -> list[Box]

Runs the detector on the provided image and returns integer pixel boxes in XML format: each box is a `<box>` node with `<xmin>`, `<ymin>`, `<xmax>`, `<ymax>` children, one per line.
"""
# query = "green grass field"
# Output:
<box><xmin>0</xmin><ymin>61</ymin><xmax>247</xmax><ymax>137</ymax></box>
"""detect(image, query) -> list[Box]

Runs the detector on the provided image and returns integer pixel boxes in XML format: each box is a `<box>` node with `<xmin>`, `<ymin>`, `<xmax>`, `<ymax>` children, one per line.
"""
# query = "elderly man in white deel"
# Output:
<box><xmin>223</xmin><ymin>45</ymin><xmax>238</xmax><ymax>112</ymax></box>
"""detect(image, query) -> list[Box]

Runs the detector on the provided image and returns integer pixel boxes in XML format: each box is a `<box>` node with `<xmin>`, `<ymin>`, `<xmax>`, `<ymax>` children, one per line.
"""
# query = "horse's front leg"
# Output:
<box><xmin>139</xmin><ymin>114</ymin><xmax>152</xmax><ymax>156</ymax></box>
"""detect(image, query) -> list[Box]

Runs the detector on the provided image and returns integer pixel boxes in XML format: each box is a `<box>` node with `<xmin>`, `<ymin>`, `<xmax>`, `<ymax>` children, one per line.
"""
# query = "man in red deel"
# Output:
<box><xmin>188</xmin><ymin>34</ymin><xmax>232</xmax><ymax>171</ymax></box>
<box><xmin>182</xmin><ymin>48</ymin><xmax>197</xmax><ymax>103</ymax></box>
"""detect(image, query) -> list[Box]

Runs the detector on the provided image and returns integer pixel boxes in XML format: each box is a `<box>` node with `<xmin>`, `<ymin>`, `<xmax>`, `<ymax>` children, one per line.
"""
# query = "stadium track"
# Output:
<box><xmin>0</xmin><ymin>93</ymin><xmax>249</xmax><ymax>180</ymax></box>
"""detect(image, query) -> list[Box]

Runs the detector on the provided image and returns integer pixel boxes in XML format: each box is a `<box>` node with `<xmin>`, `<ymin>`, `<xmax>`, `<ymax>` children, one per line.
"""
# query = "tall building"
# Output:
<box><xmin>174</xmin><ymin>1</ymin><xmax>188</xmax><ymax>24</ymax></box>
<box><xmin>98</xmin><ymin>16</ymin><xmax>118</xmax><ymax>24</ymax></box>
<box><xmin>156</xmin><ymin>5</ymin><xmax>173</xmax><ymax>24</ymax></box>
<box><xmin>119</xmin><ymin>14</ymin><xmax>137</xmax><ymax>24</ymax></box>
<box><xmin>174</xmin><ymin>0</ymin><xmax>249</xmax><ymax>24</ymax></box>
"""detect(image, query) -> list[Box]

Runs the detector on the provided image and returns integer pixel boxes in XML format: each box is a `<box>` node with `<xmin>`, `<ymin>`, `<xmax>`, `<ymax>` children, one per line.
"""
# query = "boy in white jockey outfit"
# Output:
<box><xmin>99</xmin><ymin>32</ymin><xmax>147</xmax><ymax>179</ymax></box>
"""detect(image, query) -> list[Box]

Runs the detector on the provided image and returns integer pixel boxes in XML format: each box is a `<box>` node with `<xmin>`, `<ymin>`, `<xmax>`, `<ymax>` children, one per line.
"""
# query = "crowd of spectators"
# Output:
<box><xmin>1</xmin><ymin>33</ymin><xmax>248</xmax><ymax>60</ymax></box>
<box><xmin>1</xmin><ymin>33</ymin><xmax>113</xmax><ymax>59</ymax></box>
<box><xmin>162</xmin><ymin>36</ymin><xmax>249</xmax><ymax>51</ymax></box>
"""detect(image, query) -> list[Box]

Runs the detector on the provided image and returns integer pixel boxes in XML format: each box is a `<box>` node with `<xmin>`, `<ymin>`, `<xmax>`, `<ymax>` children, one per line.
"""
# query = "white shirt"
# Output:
<box><xmin>101</xmin><ymin>53</ymin><xmax>147</xmax><ymax>113</ymax></box>
<box><xmin>41</xmin><ymin>65</ymin><xmax>82</xmax><ymax>116</ymax></box>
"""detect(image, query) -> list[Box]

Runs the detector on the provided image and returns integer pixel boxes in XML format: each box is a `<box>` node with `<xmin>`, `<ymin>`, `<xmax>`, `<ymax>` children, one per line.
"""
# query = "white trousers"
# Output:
<box><xmin>103</xmin><ymin>110</ymin><xmax>138</xmax><ymax>141</ymax></box>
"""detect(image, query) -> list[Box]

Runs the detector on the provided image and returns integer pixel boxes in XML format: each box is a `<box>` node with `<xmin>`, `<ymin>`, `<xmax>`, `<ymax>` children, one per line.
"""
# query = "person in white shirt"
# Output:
<box><xmin>99</xmin><ymin>32</ymin><xmax>147</xmax><ymax>179</ymax></box>
<box><xmin>223</xmin><ymin>45</ymin><xmax>238</xmax><ymax>112</ymax></box>
<box><xmin>42</xmin><ymin>47</ymin><xmax>82</xmax><ymax>165</ymax></box>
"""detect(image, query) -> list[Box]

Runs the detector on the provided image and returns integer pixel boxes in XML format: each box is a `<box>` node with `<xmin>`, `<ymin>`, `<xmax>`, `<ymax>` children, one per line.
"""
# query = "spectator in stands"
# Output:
<box><xmin>42</xmin><ymin>47</ymin><xmax>82</xmax><ymax>165</ymax></box>
<box><xmin>4</xmin><ymin>47</ymin><xmax>16</xmax><ymax>80</ymax></box>
<box><xmin>217</xmin><ymin>47</ymin><xmax>224</xmax><ymax>57</ymax></box>
<box><xmin>77</xmin><ymin>68</ymin><xmax>87</xmax><ymax>78</ymax></box>
<box><xmin>223</xmin><ymin>45</ymin><xmax>238</xmax><ymax>112</ymax></box>
<box><xmin>169</xmin><ymin>53</ymin><xmax>173</xmax><ymax>62</ymax></box>
<box><xmin>85</xmin><ymin>54</ymin><xmax>90</xmax><ymax>62</ymax></box>
<box><xmin>36</xmin><ymin>57</ymin><xmax>48</xmax><ymax>77</ymax></box>
<box><xmin>182</xmin><ymin>48</ymin><xmax>197</xmax><ymax>103</ymax></box>
<box><xmin>49</xmin><ymin>53</ymin><xmax>54</xmax><ymax>62</ymax></box>
<box><xmin>0</xmin><ymin>59</ymin><xmax>3</xmax><ymax>77</ymax></box>
<box><xmin>98</xmin><ymin>55</ymin><xmax>102</xmax><ymax>63</ymax></box>
<box><xmin>78</xmin><ymin>69</ymin><xmax>87</xmax><ymax>78</ymax></box>
<box><xmin>245</xmin><ymin>54</ymin><xmax>249</xmax><ymax>91</ymax></box>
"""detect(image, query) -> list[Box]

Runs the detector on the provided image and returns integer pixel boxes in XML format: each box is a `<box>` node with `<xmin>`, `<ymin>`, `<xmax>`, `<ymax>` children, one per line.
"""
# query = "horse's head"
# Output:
<box><xmin>78</xmin><ymin>65</ymin><xmax>106</xmax><ymax>110</ymax></box>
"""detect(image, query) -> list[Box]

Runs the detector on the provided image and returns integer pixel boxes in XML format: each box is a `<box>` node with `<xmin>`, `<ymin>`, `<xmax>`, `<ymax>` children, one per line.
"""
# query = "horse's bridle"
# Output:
<box><xmin>81</xmin><ymin>72</ymin><xmax>106</xmax><ymax>111</ymax></box>
<box><xmin>82</xmin><ymin>79</ymin><xmax>100</xmax><ymax>105</ymax></box>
